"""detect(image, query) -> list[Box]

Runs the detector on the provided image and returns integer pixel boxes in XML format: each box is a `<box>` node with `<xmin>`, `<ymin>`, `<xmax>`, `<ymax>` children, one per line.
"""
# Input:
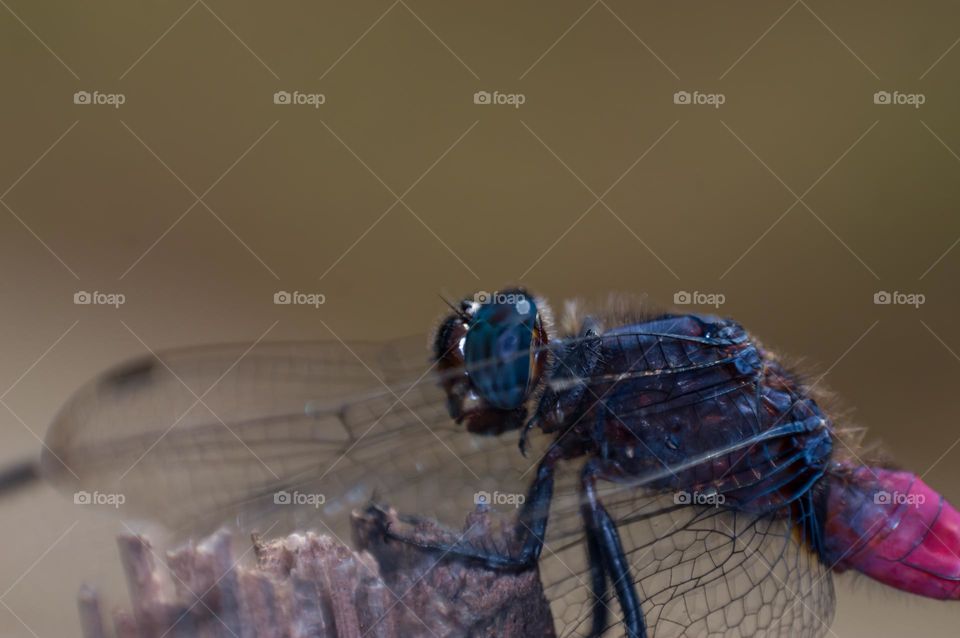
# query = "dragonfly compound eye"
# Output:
<box><xmin>464</xmin><ymin>290</ymin><xmax>544</xmax><ymax>410</ymax></box>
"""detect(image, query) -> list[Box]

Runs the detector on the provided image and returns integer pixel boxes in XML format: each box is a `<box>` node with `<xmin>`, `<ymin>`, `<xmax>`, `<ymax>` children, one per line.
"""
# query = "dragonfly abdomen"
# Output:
<box><xmin>823</xmin><ymin>462</ymin><xmax>960</xmax><ymax>599</ymax></box>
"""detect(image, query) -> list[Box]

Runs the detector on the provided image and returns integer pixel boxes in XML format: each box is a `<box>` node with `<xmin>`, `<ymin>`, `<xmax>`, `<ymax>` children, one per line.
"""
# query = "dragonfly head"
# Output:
<box><xmin>433</xmin><ymin>288</ymin><xmax>550</xmax><ymax>435</ymax></box>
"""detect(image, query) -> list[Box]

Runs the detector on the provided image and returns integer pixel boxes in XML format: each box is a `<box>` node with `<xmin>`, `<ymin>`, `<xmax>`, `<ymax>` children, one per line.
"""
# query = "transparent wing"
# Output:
<box><xmin>541</xmin><ymin>477</ymin><xmax>835</xmax><ymax>638</ymax></box>
<box><xmin>43</xmin><ymin>333</ymin><xmax>836</xmax><ymax>637</ymax></box>
<box><xmin>42</xmin><ymin>337</ymin><xmax>536</xmax><ymax>539</ymax></box>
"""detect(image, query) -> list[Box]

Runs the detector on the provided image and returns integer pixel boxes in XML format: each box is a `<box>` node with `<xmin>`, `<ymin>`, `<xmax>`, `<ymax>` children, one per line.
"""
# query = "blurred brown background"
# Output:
<box><xmin>1</xmin><ymin>1</ymin><xmax>959</xmax><ymax>636</ymax></box>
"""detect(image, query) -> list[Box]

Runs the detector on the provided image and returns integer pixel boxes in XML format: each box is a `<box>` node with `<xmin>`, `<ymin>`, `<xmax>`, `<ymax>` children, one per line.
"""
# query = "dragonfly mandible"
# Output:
<box><xmin>41</xmin><ymin>288</ymin><xmax>960</xmax><ymax>637</ymax></box>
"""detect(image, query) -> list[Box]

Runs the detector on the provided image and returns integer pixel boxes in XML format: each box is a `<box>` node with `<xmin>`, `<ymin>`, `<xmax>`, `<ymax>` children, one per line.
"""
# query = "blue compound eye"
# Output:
<box><xmin>464</xmin><ymin>293</ymin><xmax>540</xmax><ymax>410</ymax></box>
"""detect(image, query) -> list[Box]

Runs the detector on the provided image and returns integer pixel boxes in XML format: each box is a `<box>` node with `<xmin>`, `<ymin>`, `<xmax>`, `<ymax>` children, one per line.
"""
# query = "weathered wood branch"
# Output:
<box><xmin>79</xmin><ymin>505</ymin><xmax>555</xmax><ymax>638</ymax></box>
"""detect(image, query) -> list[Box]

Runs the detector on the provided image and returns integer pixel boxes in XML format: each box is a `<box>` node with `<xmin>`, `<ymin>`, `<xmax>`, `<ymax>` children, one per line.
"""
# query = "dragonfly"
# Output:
<box><xmin>39</xmin><ymin>287</ymin><xmax>960</xmax><ymax>637</ymax></box>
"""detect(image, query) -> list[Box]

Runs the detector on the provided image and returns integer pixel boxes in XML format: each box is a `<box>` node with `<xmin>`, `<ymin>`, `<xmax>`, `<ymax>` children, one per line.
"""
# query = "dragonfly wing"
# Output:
<box><xmin>42</xmin><ymin>337</ymin><xmax>533</xmax><ymax>539</ymax></box>
<box><xmin>42</xmin><ymin>329</ymin><xmax>836</xmax><ymax>636</ymax></box>
<box><xmin>541</xmin><ymin>478</ymin><xmax>835</xmax><ymax>638</ymax></box>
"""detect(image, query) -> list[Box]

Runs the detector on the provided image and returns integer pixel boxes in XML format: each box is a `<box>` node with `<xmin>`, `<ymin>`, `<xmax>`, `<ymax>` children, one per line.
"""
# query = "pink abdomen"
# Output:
<box><xmin>824</xmin><ymin>463</ymin><xmax>960</xmax><ymax>600</ymax></box>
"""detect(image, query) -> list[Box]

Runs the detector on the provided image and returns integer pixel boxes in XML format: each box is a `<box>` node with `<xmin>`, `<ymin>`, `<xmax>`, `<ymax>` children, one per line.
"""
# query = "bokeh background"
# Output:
<box><xmin>2</xmin><ymin>1</ymin><xmax>959</xmax><ymax>636</ymax></box>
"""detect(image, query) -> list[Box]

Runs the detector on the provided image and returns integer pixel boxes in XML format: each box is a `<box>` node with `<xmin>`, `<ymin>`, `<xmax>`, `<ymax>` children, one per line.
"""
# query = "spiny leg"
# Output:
<box><xmin>582</xmin><ymin>500</ymin><xmax>610</xmax><ymax>637</ymax></box>
<box><xmin>582</xmin><ymin>460</ymin><xmax>647</xmax><ymax>638</ymax></box>
<box><xmin>378</xmin><ymin>452</ymin><xmax>558</xmax><ymax>570</ymax></box>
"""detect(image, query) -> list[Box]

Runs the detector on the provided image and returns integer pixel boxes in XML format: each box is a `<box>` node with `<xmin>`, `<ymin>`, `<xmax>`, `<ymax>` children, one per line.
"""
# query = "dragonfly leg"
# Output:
<box><xmin>582</xmin><ymin>460</ymin><xmax>647</xmax><ymax>638</ymax></box>
<box><xmin>582</xmin><ymin>509</ymin><xmax>610</xmax><ymax>637</ymax></box>
<box><xmin>378</xmin><ymin>451</ymin><xmax>559</xmax><ymax>570</ymax></box>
